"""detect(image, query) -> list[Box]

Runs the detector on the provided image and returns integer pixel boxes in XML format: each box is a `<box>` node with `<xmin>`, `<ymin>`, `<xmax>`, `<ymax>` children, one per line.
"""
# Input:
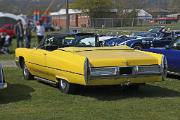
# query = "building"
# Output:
<box><xmin>147</xmin><ymin>8</ymin><xmax>171</xmax><ymax>18</ymax></box>
<box><xmin>167</xmin><ymin>13</ymin><xmax>180</xmax><ymax>19</ymax></box>
<box><xmin>50</xmin><ymin>9</ymin><xmax>152</xmax><ymax>28</ymax></box>
<box><xmin>50</xmin><ymin>9</ymin><xmax>89</xmax><ymax>28</ymax></box>
<box><xmin>137</xmin><ymin>9</ymin><xmax>153</xmax><ymax>20</ymax></box>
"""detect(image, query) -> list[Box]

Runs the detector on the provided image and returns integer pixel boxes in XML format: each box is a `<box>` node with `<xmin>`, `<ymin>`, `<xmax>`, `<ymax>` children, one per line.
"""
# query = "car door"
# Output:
<box><xmin>163</xmin><ymin>39</ymin><xmax>180</xmax><ymax>73</ymax></box>
<box><xmin>28</xmin><ymin>36</ymin><xmax>53</xmax><ymax>78</ymax></box>
<box><xmin>28</xmin><ymin>48</ymin><xmax>47</xmax><ymax>78</ymax></box>
<box><xmin>39</xmin><ymin>35</ymin><xmax>60</xmax><ymax>81</ymax></box>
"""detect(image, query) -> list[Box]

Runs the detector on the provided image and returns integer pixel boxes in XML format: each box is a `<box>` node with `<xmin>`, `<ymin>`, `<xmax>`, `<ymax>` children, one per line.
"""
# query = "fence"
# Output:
<box><xmin>51</xmin><ymin>16</ymin><xmax>180</xmax><ymax>29</ymax></box>
<box><xmin>89</xmin><ymin>18</ymin><xmax>155</xmax><ymax>28</ymax></box>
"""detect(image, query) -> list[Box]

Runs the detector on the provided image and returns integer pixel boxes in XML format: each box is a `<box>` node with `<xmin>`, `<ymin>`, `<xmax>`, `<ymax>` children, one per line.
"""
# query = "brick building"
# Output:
<box><xmin>50</xmin><ymin>9</ymin><xmax>90</xmax><ymax>28</ymax></box>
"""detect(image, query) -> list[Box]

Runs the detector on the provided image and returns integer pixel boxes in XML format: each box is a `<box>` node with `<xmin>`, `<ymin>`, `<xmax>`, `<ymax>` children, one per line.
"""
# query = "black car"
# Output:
<box><xmin>39</xmin><ymin>33</ymin><xmax>99</xmax><ymax>51</ymax></box>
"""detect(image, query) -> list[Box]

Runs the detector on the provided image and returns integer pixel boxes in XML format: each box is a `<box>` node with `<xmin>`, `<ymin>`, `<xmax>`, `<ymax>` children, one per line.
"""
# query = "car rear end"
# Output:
<box><xmin>79</xmin><ymin>47</ymin><xmax>165</xmax><ymax>86</ymax></box>
<box><xmin>84</xmin><ymin>58</ymin><xmax>164</xmax><ymax>86</ymax></box>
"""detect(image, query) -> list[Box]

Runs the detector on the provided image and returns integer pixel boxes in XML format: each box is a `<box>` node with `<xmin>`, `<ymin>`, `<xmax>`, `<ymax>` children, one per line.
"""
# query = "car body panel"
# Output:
<box><xmin>145</xmin><ymin>48</ymin><xmax>180</xmax><ymax>74</ymax></box>
<box><xmin>16</xmin><ymin>44</ymin><xmax>164</xmax><ymax>86</ymax></box>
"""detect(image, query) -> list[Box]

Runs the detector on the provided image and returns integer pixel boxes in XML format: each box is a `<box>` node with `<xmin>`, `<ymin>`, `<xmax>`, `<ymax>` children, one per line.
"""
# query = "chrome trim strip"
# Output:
<box><xmin>89</xmin><ymin>74</ymin><xmax>162</xmax><ymax>80</ymax></box>
<box><xmin>89</xmin><ymin>73</ymin><xmax>161</xmax><ymax>80</ymax></box>
<box><xmin>27</xmin><ymin>61</ymin><xmax>83</xmax><ymax>76</ymax></box>
<box><xmin>88</xmin><ymin>65</ymin><xmax>162</xmax><ymax>80</ymax></box>
<box><xmin>34</xmin><ymin>76</ymin><xmax>57</xmax><ymax>85</ymax></box>
<box><xmin>167</xmin><ymin>71</ymin><xmax>180</xmax><ymax>76</ymax></box>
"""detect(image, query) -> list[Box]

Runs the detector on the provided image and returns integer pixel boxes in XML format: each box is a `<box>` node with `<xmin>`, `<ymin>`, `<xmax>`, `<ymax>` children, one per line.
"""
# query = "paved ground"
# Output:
<box><xmin>0</xmin><ymin>60</ymin><xmax>17</xmax><ymax>67</ymax></box>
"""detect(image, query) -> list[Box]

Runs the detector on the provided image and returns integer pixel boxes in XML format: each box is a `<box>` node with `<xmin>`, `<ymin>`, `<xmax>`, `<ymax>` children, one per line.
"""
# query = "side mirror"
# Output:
<box><xmin>165</xmin><ymin>45</ymin><xmax>170</xmax><ymax>49</ymax></box>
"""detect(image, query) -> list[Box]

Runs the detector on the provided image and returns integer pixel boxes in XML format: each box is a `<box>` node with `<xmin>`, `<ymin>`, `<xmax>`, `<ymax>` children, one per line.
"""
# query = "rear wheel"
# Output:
<box><xmin>22</xmin><ymin>62</ymin><xmax>34</xmax><ymax>80</ymax></box>
<box><xmin>58</xmin><ymin>79</ymin><xmax>77</xmax><ymax>94</ymax></box>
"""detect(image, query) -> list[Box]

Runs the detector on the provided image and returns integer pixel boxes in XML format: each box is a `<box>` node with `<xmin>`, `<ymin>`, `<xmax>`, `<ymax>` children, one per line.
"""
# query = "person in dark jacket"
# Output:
<box><xmin>15</xmin><ymin>19</ymin><xmax>24</xmax><ymax>48</ymax></box>
<box><xmin>25</xmin><ymin>20</ymin><xmax>32</xmax><ymax>48</ymax></box>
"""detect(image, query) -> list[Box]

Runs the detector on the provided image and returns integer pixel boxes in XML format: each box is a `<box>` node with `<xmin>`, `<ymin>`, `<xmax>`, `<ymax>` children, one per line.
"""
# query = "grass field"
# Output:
<box><xmin>0</xmin><ymin>68</ymin><xmax>180</xmax><ymax>120</ymax></box>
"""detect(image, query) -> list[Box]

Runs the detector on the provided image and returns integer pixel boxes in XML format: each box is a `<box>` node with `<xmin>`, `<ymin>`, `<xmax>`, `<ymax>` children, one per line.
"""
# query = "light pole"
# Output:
<box><xmin>66</xmin><ymin>0</ymin><xmax>70</xmax><ymax>32</ymax></box>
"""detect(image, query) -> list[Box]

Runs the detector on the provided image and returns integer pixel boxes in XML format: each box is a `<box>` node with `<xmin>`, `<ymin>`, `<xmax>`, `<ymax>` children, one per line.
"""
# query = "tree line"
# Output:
<box><xmin>71</xmin><ymin>0</ymin><xmax>180</xmax><ymax>18</ymax></box>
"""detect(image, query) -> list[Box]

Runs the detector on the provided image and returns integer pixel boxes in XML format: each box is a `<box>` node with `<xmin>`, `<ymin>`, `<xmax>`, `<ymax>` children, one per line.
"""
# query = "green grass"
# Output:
<box><xmin>0</xmin><ymin>54</ymin><xmax>15</xmax><ymax>61</ymax></box>
<box><xmin>0</xmin><ymin>68</ymin><xmax>180</xmax><ymax>120</ymax></box>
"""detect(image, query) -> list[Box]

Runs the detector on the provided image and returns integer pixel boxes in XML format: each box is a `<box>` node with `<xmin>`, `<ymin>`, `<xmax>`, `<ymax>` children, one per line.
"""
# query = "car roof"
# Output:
<box><xmin>48</xmin><ymin>32</ymin><xmax>96</xmax><ymax>37</ymax></box>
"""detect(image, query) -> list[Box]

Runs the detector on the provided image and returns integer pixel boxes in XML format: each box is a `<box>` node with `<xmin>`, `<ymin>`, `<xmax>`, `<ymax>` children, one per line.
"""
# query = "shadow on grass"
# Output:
<box><xmin>77</xmin><ymin>85</ymin><xmax>180</xmax><ymax>101</ymax></box>
<box><xmin>0</xmin><ymin>84</ymin><xmax>34</xmax><ymax>104</ymax></box>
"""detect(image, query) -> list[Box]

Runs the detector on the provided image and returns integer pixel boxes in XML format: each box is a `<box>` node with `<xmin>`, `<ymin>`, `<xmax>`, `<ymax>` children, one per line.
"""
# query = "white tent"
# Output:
<box><xmin>0</xmin><ymin>12</ymin><xmax>26</xmax><ymax>25</ymax></box>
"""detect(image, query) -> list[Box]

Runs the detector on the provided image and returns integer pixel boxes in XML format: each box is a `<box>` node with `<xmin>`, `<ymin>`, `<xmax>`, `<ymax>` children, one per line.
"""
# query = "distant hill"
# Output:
<box><xmin>0</xmin><ymin>0</ymin><xmax>74</xmax><ymax>15</ymax></box>
<box><xmin>0</xmin><ymin>0</ymin><xmax>172</xmax><ymax>15</ymax></box>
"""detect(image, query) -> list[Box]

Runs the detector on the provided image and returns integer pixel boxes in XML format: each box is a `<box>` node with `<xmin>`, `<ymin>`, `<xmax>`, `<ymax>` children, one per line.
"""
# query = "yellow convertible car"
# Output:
<box><xmin>15</xmin><ymin>33</ymin><xmax>167</xmax><ymax>94</ymax></box>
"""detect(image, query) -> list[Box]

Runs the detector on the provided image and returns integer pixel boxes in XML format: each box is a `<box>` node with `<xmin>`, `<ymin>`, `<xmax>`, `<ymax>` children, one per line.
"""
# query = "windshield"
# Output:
<box><xmin>39</xmin><ymin>34</ymin><xmax>98</xmax><ymax>50</ymax></box>
<box><xmin>132</xmin><ymin>32</ymin><xmax>157</xmax><ymax>38</ymax></box>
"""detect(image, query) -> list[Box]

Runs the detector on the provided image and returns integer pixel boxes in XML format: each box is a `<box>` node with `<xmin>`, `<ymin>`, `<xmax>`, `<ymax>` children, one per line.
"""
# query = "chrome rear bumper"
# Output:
<box><xmin>0</xmin><ymin>83</ymin><xmax>7</xmax><ymax>89</ymax></box>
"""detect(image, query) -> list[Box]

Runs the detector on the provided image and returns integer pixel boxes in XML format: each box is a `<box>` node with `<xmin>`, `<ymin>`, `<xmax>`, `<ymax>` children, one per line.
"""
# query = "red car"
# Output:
<box><xmin>0</xmin><ymin>24</ymin><xmax>16</xmax><ymax>38</ymax></box>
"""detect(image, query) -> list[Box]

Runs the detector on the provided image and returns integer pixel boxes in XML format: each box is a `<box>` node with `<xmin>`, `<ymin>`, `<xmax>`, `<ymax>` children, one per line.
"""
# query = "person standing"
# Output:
<box><xmin>25</xmin><ymin>21</ymin><xmax>32</xmax><ymax>48</ymax></box>
<box><xmin>15</xmin><ymin>19</ymin><xmax>24</xmax><ymax>48</ymax></box>
<box><xmin>36</xmin><ymin>20</ymin><xmax>45</xmax><ymax>44</ymax></box>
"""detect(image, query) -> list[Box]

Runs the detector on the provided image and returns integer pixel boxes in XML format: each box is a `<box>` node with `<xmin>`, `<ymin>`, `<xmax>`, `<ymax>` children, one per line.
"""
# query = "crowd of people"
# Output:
<box><xmin>0</xmin><ymin>32</ymin><xmax>12</xmax><ymax>54</ymax></box>
<box><xmin>0</xmin><ymin>19</ymin><xmax>45</xmax><ymax>54</ymax></box>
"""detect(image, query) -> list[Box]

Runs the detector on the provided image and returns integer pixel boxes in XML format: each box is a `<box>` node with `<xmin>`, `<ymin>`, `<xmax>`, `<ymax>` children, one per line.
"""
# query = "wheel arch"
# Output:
<box><xmin>131</xmin><ymin>42</ymin><xmax>144</xmax><ymax>49</ymax></box>
<box><xmin>19</xmin><ymin>56</ymin><xmax>25</xmax><ymax>69</ymax></box>
<box><xmin>56</xmin><ymin>76</ymin><xmax>70</xmax><ymax>83</ymax></box>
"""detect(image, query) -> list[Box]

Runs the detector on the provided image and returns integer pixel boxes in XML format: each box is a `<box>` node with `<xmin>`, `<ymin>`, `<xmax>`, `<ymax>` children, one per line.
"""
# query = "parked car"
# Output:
<box><xmin>148</xmin><ymin>26</ymin><xmax>165</xmax><ymax>33</ymax></box>
<box><xmin>15</xmin><ymin>33</ymin><xmax>166</xmax><ymax>94</ymax></box>
<box><xmin>104</xmin><ymin>32</ymin><xmax>174</xmax><ymax>50</ymax></box>
<box><xmin>144</xmin><ymin>37</ymin><xmax>180</xmax><ymax>76</ymax></box>
<box><xmin>0</xmin><ymin>64</ymin><xmax>7</xmax><ymax>89</ymax></box>
<box><xmin>0</xmin><ymin>24</ymin><xmax>15</xmax><ymax>38</ymax></box>
<box><xmin>173</xmin><ymin>30</ymin><xmax>180</xmax><ymax>38</ymax></box>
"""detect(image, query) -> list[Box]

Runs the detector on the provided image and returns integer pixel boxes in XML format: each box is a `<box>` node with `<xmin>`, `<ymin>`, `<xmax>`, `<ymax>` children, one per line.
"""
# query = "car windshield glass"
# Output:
<box><xmin>40</xmin><ymin>34</ymin><xmax>97</xmax><ymax>50</ymax></box>
<box><xmin>75</xmin><ymin>37</ymin><xmax>96</xmax><ymax>47</ymax></box>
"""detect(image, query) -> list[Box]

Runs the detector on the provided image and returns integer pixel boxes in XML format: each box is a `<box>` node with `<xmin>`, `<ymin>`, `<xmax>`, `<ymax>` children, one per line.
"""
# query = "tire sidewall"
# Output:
<box><xmin>133</xmin><ymin>44</ymin><xmax>143</xmax><ymax>50</ymax></box>
<box><xmin>59</xmin><ymin>79</ymin><xmax>70</xmax><ymax>94</ymax></box>
<box><xmin>23</xmin><ymin>63</ymin><xmax>32</xmax><ymax>80</ymax></box>
<box><xmin>59</xmin><ymin>79</ymin><xmax>76</xmax><ymax>94</ymax></box>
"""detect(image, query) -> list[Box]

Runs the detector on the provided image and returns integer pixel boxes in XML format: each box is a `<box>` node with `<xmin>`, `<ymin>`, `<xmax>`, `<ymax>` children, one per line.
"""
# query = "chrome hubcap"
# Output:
<box><xmin>61</xmin><ymin>80</ymin><xmax>66</xmax><ymax>89</ymax></box>
<box><xmin>24</xmin><ymin>66</ymin><xmax>28</xmax><ymax>76</ymax></box>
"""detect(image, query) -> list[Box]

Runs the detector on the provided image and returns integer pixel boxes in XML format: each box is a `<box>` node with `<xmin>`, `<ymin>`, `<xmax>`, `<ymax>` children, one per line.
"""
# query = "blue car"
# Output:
<box><xmin>125</xmin><ymin>32</ymin><xmax>173</xmax><ymax>49</ymax></box>
<box><xmin>104</xmin><ymin>32</ymin><xmax>174</xmax><ymax>50</ymax></box>
<box><xmin>103</xmin><ymin>36</ymin><xmax>134</xmax><ymax>46</ymax></box>
<box><xmin>144</xmin><ymin>37</ymin><xmax>180</xmax><ymax>75</ymax></box>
